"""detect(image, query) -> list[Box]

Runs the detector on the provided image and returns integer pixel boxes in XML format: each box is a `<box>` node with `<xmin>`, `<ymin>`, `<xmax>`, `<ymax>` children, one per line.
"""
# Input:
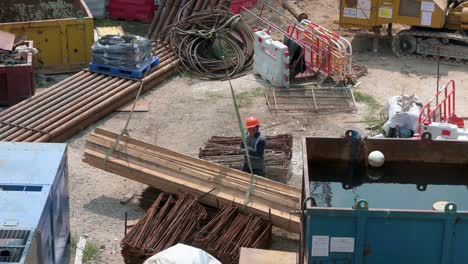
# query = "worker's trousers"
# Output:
<box><xmin>241</xmin><ymin>163</ymin><xmax>265</xmax><ymax>176</ymax></box>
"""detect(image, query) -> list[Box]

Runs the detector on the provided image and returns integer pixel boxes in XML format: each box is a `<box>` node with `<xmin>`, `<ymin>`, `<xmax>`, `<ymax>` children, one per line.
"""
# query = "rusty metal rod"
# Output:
<box><xmin>16</xmin><ymin>55</ymin><xmax>175</xmax><ymax>142</ymax></box>
<box><xmin>16</xmin><ymin>56</ymin><xmax>176</xmax><ymax>142</ymax></box>
<box><xmin>0</xmin><ymin>73</ymin><xmax>102</xmax><ymax>135</ymax></box>
<box><xmin>6</xmin><ymin>78</ymin><xmax>129</xmax><ymax>141</ymax></box>
<box><xmin>33</xmin><ymin>59</ymin><xmax>179</xmax><ymax>142</ymax></box>
<box><xmin>0</xmin><ymin>75</ymin><xmax>114</xmax><ymax>140</ymax></box>
<box><xmin>0</xmin><ymin>72</ymin><xmax>93</xmax><ymax>121</ymax></box>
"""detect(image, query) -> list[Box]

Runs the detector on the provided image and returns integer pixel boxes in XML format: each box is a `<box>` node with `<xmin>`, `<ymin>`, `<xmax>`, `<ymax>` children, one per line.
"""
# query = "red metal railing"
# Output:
<box><xmin>418</xmin><ymin>80</ymin><xmax>456</xmax><ymax>134</ymax></box>
<box><xmin>244</xmin><ymin>4</ymin><xmax>351</xmax><ymax>81</ymax></box>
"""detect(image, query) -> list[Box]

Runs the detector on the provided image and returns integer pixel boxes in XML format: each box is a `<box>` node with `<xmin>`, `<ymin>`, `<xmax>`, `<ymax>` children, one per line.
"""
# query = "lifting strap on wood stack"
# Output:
<box><xmin>220</xmin><ymin>43</ymin><xmax>256</xmax><ymax>208</ymax></box>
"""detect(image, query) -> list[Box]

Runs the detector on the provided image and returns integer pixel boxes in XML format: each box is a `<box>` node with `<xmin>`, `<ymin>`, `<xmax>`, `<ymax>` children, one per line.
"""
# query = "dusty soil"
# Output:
<box><xmin>55</xmin><ymin>1</ymin><xmax>468</xmax><ymax>263</ymax></box>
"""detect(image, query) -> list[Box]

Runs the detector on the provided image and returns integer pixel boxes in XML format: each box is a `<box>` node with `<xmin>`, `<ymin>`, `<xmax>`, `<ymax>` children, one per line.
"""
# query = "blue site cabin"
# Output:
<box><xmin>0</xmin><ymin>142</ymin><xmax>69</xmax><ymax>264</ymax></box>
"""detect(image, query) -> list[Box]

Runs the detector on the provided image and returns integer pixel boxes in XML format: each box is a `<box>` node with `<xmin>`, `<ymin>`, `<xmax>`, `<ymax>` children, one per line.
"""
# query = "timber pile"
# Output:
<box><xmin>199</xmin><ymin>134</ymin><xmax>293</xmax><ymax>183</ymax></box>
<box><xmin>122</xmin><ymin>192</ymin><xmax>208</xmax><ymax>264</ymax></box>
<box><xmin>83</xmin><ymin>128</ymin><xmax>301</xmax><ymax>233</ymax></box>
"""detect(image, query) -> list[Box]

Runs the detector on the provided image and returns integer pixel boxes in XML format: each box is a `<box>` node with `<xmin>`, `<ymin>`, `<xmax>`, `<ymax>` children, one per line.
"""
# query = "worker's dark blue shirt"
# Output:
<box><xmin>240</xmin><ymin>131</ymin><xmax>266</xmax><ymax>169</ymax></box>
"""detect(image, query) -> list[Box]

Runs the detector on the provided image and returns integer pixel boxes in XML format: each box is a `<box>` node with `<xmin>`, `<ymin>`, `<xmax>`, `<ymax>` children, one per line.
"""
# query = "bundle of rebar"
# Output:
<box><xmin>0</xmin><ymin>0</ymin><xmax>218</xmax><ymax>143</ymax></box>
<box><xmin>193</xmin><ymin>205</ymin><xmax>271</xmax><ymax>264</ymax></box>
<box><xmin>147</xmin><ymin>0</ymin><xmax>233</xmax><ymax>41</ymax></box>
<box><xmin>161</xmin><ymin>6</ymin><xmax>254</xmax><ymax>80</ymax></box>
<box><xmin>138</xmin><ymin>187</ymin><xmax>162</xmax><ymax>211</ymax></box>
<box><xmin>200</xmin><ymin>134</ymin><xmax>293</xmax><ymax>158</ymax></box>
<box><xmin>122</xmin><ymin>192</ymin><xmax>208</xmax><ymax>264</ymax></box>
<box><xmin>199</xmin><ymin>134</ymin><xmax>293</xmax><ymax>182</ymax></box>
<box><xmin>83</xmin><ymin>128</ymin><xmax>301</xmax><ymax>233</ymax></box>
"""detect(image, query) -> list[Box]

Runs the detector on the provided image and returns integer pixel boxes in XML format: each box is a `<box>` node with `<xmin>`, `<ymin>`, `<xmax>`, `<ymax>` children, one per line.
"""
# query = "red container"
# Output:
<box><xmin>0</xmin><ymin>41</ymin><xmax>35</xmax><ymax>106</ymax></box>
<box><xmin>108</xmin><ymin>0</ymin><xmax>156</xmax><ymax>23</ymax></box>
<box><xmin>230</xmin><ymin>0</ymin><xmax>257</xmax><ymax>14</ymax></box>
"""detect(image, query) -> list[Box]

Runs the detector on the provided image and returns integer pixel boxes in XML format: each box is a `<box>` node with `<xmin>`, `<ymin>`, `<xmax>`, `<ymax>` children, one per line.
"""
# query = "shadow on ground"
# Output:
<box><xmin>84</xmin><ymin>195</ymin><xmax>143</xmax><ymax>220</ymax></box>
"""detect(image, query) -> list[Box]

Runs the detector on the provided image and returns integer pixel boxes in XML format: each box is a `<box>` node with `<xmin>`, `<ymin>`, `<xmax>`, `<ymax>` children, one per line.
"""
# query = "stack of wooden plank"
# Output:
<box><xmin>83</xmin><ymin>128</ymin><xmax>301</xmax><ymax>233</ymax></box>
<box><xmin>199</xmin><ymin>134</ymin><xmax>293</xmax><ymax>183</ymax></box>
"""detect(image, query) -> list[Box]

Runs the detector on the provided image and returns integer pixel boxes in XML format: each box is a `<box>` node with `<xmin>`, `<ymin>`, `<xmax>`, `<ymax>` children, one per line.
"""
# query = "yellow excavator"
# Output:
<box><xmin>339</xmin><ymin>0</ymin><xmax>468</xmax><ymax>61</ymax></box>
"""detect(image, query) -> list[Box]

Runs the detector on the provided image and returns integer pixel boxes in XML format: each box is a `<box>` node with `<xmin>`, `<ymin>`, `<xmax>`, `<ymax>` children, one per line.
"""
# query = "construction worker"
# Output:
<box><xmin>240</xmin><ymin>116</ymin><xmax>267</xmax><ymax>176</ymax></box>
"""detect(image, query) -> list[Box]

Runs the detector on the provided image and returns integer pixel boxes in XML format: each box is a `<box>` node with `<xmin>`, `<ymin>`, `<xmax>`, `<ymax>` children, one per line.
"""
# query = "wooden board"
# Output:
<box><xmin>83</xmin><ymin>128</ymin><xmax>301</xmax><ymax>233</ymax></box>
<box><xmin>239</xmin><ymin>248</ymin><xmax>297</xmax><ymax>264</ymax></box>
<box><xmin>96</xmin><ymin>26</ymin><xmax>125</xmax><ymax>37</ymax></box>
<box><xmin>0</xmin><ymin>30</ymin><xmax>15</xmax><ymax>51</ymax></box>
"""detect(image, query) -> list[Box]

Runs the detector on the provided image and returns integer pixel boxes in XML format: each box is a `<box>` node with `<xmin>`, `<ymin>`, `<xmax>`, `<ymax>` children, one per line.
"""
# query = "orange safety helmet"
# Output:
<box><xmin>245</xmin><ymin>116</ymin><xmax>260</xmax><ymax>128</ymax></box>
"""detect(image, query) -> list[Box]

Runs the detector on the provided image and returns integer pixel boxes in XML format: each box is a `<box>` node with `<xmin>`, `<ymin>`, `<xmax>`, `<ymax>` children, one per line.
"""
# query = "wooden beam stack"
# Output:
<box><xmin>83</xmin><ymin>128</ymin><xmax>301</xmax><ymax>233</ymax></box>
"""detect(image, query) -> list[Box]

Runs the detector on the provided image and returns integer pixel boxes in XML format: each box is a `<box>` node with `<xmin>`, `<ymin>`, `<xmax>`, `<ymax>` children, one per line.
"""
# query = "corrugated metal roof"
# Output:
<box><xmin>0</xmin><ymin>143</ymin><xmax>66</xmax><ymax>229</ymax></box>
<box><xmin>0</xmin><ymin>186</ymin><xmax>51</xmax><ymax>229</ymax></box>
<box><xmin>0</xmin><ymin>142</ymin><xmax>66</xmax><ymax>185</ymax></box>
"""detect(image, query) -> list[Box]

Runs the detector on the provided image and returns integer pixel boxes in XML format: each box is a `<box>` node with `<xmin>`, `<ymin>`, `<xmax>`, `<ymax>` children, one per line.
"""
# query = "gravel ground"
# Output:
<box><xmin>41</xmin><ymin>1</ymin><xmax>468</xmax><ymax>263</ymax></box>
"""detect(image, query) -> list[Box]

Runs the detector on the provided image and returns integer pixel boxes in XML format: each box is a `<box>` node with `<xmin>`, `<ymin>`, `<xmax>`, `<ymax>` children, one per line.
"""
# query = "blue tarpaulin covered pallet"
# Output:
<box><xmin>89</xmin><ymin>56</ymin><xmax>160</xmax><ymax>79</ymax></box>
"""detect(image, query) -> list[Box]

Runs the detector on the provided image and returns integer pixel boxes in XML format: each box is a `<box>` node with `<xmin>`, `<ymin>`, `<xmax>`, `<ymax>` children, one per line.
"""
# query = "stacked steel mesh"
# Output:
<box><xmin>121</xmin><ymin>193</ymin><xmax>208</xmax><ymax>264</ymax></box>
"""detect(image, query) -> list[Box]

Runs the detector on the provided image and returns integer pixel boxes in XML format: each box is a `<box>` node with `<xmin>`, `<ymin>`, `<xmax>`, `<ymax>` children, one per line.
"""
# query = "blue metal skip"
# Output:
<box><xmin>0</xmin><ymin>142</ymin><xmax>69</xmax><ymax>264</ymax></box>
<box><xmin>301</xmin><ymin>136</ymin><xmax>468</xmax><ymax>264</ymax></box>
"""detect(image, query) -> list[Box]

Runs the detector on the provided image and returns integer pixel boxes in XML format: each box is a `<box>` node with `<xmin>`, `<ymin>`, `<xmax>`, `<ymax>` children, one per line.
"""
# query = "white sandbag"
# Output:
<box><xmin>381</xmin><ymin>95</ymin><xmax>422</xmax><ymax>135</ymax></box>
<box><xmin>143</xmin><ymin>244</ymin><xmax>221</xmax><ymax>264</ymax></box>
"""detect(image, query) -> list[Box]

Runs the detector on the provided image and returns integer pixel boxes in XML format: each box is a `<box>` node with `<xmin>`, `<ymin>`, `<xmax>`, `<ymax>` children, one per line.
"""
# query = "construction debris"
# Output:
<box><xmin>192</xmin><ymin>205</ymin><xmax>272</xmax><ymax>264</ymax></box>
<box><xmin>199</xmin><ymin>134</ymin><xmax>293</xmax><ymax>183</ymax></box>
<box><xmin>83</xmin><ymin>128</ymin><xmax>301</xmax><ymax>233</ymax></box>
<box><xmin>122</xmin><ymin>192</ymin><xmax>208</xmax><ymax>264</ymax></box>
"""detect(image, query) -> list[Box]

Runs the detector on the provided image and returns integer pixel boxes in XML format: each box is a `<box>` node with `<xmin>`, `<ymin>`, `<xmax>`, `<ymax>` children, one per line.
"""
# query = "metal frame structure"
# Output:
<box><xmin>264</xmin><ymin>85</ymin><xmax>357</xmax><ymax>114</ymax></box>
<box><xmin>418</xmin><ymin>80</ymin><xmax>456</xmax><ymax>135</ymax></box>
<box><xmin>245</xmin><ymin>3</ymin><xmax>354</xmax><ymax>82</ymax></box>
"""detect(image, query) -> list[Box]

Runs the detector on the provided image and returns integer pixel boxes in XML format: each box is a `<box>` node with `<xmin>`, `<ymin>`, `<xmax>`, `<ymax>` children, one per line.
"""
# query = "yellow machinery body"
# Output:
<box><xmin>339</xmin><ymin>0</ymin><xmax>468</xmax><ymax>60</ymax></box>
<box><xmin>0</xmin><ymin>0</ymin><xmax>94</xmax><ymax>74</ymax></box>
<box><xmin>339</xmin><ymin>0</ymin><xmax>468</xmax><ymax>30</ymax></box>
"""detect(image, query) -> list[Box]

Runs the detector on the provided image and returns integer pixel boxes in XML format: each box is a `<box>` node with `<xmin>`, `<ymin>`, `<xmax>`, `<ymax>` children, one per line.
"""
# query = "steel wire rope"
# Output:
<box><xmin>160</xmin><ymin>7</ymin><xmax>254</xmax><ymax>80</ymax></box>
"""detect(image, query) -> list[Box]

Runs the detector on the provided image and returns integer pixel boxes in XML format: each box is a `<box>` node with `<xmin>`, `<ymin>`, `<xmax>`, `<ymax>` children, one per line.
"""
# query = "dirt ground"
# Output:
<box><xmin>43</xmin><ymin>1</ymin><xmax>468</xmax><ymax>263</ymax></box>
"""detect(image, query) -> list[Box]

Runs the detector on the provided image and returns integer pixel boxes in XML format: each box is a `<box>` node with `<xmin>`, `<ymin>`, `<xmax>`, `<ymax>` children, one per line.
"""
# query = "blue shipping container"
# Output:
<box><xmin>301</xmin><ymin>136</ymin><xmax>468</xmax><ymax>264</ymax></box>
<box><xmin>0</xmin><ymin>142</ymin><xmax>69</xmax><ymax>264</ymax></box>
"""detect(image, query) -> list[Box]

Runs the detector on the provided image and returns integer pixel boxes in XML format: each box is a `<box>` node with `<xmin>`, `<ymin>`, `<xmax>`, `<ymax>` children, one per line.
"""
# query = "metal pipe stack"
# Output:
<box><xmin>0</xmin><ymin>0</ymin><xmax>228</xmax><ymax>143</ymax></box>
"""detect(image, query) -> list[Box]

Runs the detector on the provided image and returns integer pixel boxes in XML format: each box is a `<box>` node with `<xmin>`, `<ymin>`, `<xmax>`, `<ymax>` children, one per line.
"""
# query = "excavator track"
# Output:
<box><xmin>392</xmin><ymin>29</ymin><xmax>468</xmax><ymax>64</ymax></box>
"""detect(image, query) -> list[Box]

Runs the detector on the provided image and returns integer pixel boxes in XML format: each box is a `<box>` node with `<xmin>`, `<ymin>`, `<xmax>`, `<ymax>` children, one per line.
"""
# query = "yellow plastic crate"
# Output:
<box><xmin>0</xmin><ymin>0</ymin><xmax>94</xmax><ymax>73</ymax></box>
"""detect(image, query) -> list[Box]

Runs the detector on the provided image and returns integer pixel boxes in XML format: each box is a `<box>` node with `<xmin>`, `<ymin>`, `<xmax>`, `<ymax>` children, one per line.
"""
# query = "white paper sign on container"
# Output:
<box><xmin>343</xmin><ymin>8</ymin><xmax>357</xmax><ymax>17</ymax></box>
<box><xmin>311</xmin><ymin>236</ymin><xmax>330</xmax><ymax>257</ymax></box>
<box><xmin>421</xmin><ymin>11</ymin><xmax>432</xmax><ymax>25</ymax></box>
<box><xmin>330</xmin><ymin>237</ymin><xmax>355</xmax><ymax>253</ymax></box>
<box><xmin>421</xmin><ymin>1</ymin><xmax>435</xmax><ymax>12</ymax></box>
